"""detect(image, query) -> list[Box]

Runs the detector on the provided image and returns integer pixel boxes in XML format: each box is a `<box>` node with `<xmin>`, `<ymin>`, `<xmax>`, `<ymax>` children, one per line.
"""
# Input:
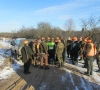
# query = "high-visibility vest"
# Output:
<box><xmin>87</xmin><ymin>43</ymin><xmax>97</xmax><ymax>56</ymax></box>
<box><xmin>47</xmin><ymin>42</ymin><xmax>55</xmax><ymax>50</ymax></box>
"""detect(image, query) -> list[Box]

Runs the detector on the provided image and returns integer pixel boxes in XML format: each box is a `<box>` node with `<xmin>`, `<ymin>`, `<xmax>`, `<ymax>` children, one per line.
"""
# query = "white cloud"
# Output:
<box><xmin>32</xmin><ymin>0</ymin><xmax>99</xmax><ymax>22</ymax></box>
<box><xmin>34</xmin><ymin>0</ymin><xmax>92</xmax><ymax>15</ymax></box>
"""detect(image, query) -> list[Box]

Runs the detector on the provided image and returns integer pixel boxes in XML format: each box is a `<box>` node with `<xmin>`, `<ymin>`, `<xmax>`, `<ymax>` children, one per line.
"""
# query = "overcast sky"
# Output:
<box><xmin>0</xmin><ymin>0</ymin><xmax>100</xmax><ymax>32</ymax></box>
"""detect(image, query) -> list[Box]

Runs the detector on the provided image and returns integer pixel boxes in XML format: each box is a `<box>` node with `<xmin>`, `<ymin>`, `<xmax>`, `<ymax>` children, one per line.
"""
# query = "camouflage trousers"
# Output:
<box><xmin>86</xmin><ymin>56</ymin><xmax>94</xmax><ymax>75</ymax></box>
<box><xmin>57</xmin><ymin>56</ymin><xmax>63</xmax><ymax>63</ymax></box>
<box><xmin>96</xmin><ymin>57</ymin><xmax>100</xmax><ymax>70</ymax></box>
<box><xmin>40</xmin><ymin>53</ymin><xmax>48</xmax><ymax>66</ymax></box>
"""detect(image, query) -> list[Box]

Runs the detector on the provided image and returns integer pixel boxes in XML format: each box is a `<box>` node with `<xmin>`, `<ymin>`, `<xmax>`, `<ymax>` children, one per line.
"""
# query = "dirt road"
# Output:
<box><xmin>0</xmin><ymin>61</ymin><xmax>100</xmax><ymax>90</ymax></box>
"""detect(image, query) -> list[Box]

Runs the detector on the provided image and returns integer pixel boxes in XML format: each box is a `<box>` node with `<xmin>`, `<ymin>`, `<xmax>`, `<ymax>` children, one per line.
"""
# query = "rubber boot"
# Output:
<box><xmin>59</xmin><ymin>62</ymin><xmax>61</xmax><ymax>68</ymax></box>
<box><xmin>45</xmin><ymin>66</ymin><xmax>49</xmax><ymax>70</ymax></box>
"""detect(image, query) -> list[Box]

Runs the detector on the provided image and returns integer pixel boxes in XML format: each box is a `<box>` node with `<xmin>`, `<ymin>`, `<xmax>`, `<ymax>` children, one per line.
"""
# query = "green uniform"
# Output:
<box><xmin>85</xmin><ymin>43</ymin><xmax>94</xmax><ymax>76</ymax></box>
<box><xmin>96</xmin><ymin>44</ymin><xmax>100</xmax><ymax>72</ymax></box>
<box><xmin>32</xmin><ymin>43</ymin><xmax>37</xmax><ymax>66</ymax></box>
<box><xmin>61</xmin><ymin>39</ymin><xmax>67</xmax><ymax>62</ymax></box>
<box><xmin>55</xmin><ymin>42</ymin><xmax>64</xmax><ymax>67</ymax></box>
<box><xmin>39</xmin><ymin>41</ymin><xmax>49</xmax><ymax>69</ymax></box>
<box><xmin>21</xmin><ymin>45</ymin><xmax>33</xmax><ymax>74</ymax></box>
<box><xmin>21</xmin><ymin>45</ymin><xmax>33</xmax><ymax>63</ymax></box>
<box><xmin>79</xmin><ymin>41</ymin><xmax>84</xmax><ymax>60</ymax></box>
<box><xmin>39</xmin><ymin>41</ymin><xmax>48</xmax><ymax>54</ymax></box>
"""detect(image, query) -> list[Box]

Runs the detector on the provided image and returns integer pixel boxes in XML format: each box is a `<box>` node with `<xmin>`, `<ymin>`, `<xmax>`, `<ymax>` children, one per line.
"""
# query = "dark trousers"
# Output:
<box><xmin>83</xmin><ymin>53</ymin><xmax>88</xmax><ymax>68</ymax></box>
<box><xmin>67</xmin><ymin>49</ymin><xmax>70</xmax><ymax>58</ymax></box>
<box><xmin>83</xmin><ymin>57</ymin><xmax>88</xmax><ymax>68</ymax></box>
<box><xmin>72</xmin><ymin>51</ymin><xmax>78</xmax><ymax>65</ymax></box>
<box><xmin>63</xmin><ymin>50</ymin><xmax>67</xmax><ymax>62</ymax></box>
<box><xmin>24</xmin><ymin>59</ymin><xmax>31</xmax><ymax>73</ymax></box>
<box><xmin>48</xmin><ymin>50</ymin><xmax>55</xmax><ymax>64</ymax></box>
<box><xmin>86</xmin><ymin>56</ymin><xmax>94</xmax><ymax>75</ymax></box>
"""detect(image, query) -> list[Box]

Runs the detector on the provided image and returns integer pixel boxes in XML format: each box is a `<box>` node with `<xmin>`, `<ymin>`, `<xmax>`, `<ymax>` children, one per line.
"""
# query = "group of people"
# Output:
<box><xmin>21</xmin><ymin>36</ymin><xmax>100</xmax><ymax>76</ymax></box>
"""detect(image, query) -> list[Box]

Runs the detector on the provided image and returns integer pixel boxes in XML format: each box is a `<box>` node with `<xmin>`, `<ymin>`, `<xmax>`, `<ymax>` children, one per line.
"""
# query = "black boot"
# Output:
<box><xmin>61</xmin><ymin>62</ymin><xmax>64</xmax><ymax>67</ymax></box>
<box><xmin>59</xmin><ymin>62</ymin><xmax>61</xmax><ymax>68</ymax></box>
<box><xmin>40</xmin><ymin>66</ymin><xmax>43</xmax><ymax>69</ymax></box>
<box><xmin>84</xmin><ymin>72</ymin><xmax>90</xmax><ymax>76</ymax></box>
<box><xmin>45</xmin><ymin>66</ymin><xmax>49</xmax><ymax>70</ymax></box>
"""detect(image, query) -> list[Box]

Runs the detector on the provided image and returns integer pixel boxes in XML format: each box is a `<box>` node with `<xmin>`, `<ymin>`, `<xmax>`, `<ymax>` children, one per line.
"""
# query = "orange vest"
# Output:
<box><xmin>87</xmin><ymin>43</ymin><xmax>97</xmax><ymax>56</ymax></box>
<box><xmin>37</xmin><ymin>43</ymin><xmax>40</xmax><ymax>48</ymax></box>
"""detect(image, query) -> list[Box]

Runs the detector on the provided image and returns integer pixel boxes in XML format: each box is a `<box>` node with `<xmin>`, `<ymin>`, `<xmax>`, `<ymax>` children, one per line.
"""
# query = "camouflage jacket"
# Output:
<box><xmin>96</xmin><ymin>44</ymin><xmax>100</xmax><ymax>58</ymax></box>
<box><xmin>55</xmin><ymin>42</ymin><xmax>64</xmax><ymax>56</ymax></box>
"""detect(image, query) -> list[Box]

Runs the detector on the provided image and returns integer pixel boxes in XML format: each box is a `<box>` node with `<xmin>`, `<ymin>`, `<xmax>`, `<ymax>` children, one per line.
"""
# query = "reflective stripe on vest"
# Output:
<box><xmin>87</xmin><ymin>43</ymin><xmax>97</xmax><ymax>56</ymax></box>
<box><xmin>47</xmin><ymin>42</ymin><xmax>55</xmax><ymax>50</ymax></box>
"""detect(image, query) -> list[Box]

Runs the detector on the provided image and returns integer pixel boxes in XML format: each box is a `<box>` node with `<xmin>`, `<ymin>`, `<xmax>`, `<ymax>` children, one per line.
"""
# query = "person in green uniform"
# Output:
<box><xmin>21</xmin><ymin>40</ymin><xmax>33</xmax><ymax>74</ymax></box>
<box><xmin>78</xmin><ymin>37</ymin><xmax>84</xmax><ymax>61</ymax></box>
<box><xmin>31</xmin><ymin>40</ymin><xmax>38</xmax><ymax>67</ymax></box>
<box><xmin>82</xmin><ymin>38</ymin><xmax>88</xmax><ymax>68</ymax></box>
<box><xmin>55</xmin><ymin>38</ymin><xmax>64</xmax><ymax>68</ymax></box>
<box><xmin>59</xmin><ymin>36</ymin><xmax>67</xmax><ymax>64</ymax></box>
<box><xmin>96</xmin><ymin>43</ymin><xmax>100</xmax><ymax>72</ymax></box>
<box><xmin>39</xmin><ymin>37</ymin><xmax>49</xmax><ymax>69</ymax></box>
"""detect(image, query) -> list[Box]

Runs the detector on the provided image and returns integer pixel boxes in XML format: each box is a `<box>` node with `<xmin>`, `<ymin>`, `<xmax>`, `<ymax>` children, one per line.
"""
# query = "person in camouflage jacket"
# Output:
<box><xmin>96</xmin><ymin>43</ymin><xmax>100</xmax><ymax>72</ymax></box>
<box><xmin>55</xmin><ymin>38</ymin><xmax>64</xmax><ymax>68</ymax></box>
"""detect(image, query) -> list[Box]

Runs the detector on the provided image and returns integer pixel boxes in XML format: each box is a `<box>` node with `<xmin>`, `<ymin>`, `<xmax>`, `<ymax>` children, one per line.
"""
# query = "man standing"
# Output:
<box><xmin>83</xmin><ymin>38</ymin><xmax>88</xmax><ymax>68</ymax></box>
<box><xmin>47</xmin><ymin>37</ymin><xmax>55</xmax><ymax>64</ymax></box>
<box><xmin>71</xmin><ymin>37</ymin><xmax>79</xmax><ymax>65</ymax></box>
<box><xmin>39</xmin><ymin>37</ymin><xmax>49</xmax><ymax>69</ymax></box>
<box><xmin>59</xmin><ymin>36</ymin><xmax>67</xmax><ymax>64</ymax></box>
<box><xmin>85</xmin><ymin>38</ymin><xmax>97</xmax><ymax>76</ymax></box>
<box><xmin>21</xmin><ymin>40</ymin><xmax>33</xmax><ymax>74</ymax></box>
<box><xmin>78</xmin><ymin>37</ymin><xmax>84</xmax><ymax>60</ymax></box>
<box><xmin>96</xmin><ymin>43</ymin><xmax>100</xmax><ymax>73</ymax></box>
<box><xmin>55</xmin><ymin>38</ymin><xmax>64</xmax><ymax>68</ymax></box>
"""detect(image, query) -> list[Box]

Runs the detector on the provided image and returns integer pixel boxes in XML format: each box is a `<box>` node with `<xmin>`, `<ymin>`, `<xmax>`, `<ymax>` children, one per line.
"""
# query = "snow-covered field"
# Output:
<box><xmin>0</xmin><ymin>41</ymin><xmax>23</xmax><ymax>80</ymax></box>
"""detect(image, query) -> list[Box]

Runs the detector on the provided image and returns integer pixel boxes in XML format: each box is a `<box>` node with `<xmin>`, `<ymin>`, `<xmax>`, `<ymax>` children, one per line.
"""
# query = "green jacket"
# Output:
<box><xmin>21</xmin><ymin>45</ymin><xmax>33</xmax><ymax>63</ymax></box>
<box><xmin>79</xmin><ymin>41</ymin><xmax>86</xmax><ymax>54</ymax></box>
<box><xmin>39</xmin><ymin>41</ymin><xmax>48</xmax><ymax>54</ymax></box>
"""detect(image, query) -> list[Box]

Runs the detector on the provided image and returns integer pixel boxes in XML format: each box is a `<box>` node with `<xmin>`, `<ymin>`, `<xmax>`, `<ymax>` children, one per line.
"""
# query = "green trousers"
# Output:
<box><xmin>96</xmin><ymin>57</ymin><xmax>100</xmax><ymax>71</ymax></box>
<box><xmin>86</xmin><ymin>56</ymin><xmax>94</xmax><ymax>75</ymax></box>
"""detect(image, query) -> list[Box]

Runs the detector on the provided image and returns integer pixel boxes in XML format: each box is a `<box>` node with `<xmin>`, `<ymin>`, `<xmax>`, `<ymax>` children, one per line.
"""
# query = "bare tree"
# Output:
<box><xmin>37</xmin><ymin>22</ymin><xmax>51</xmax><ymax>30</ymax></box>
<box><xmin>81</xmin><ymin>16</ymin><xmax>100</xmax><ymax>45</ymax></box>
<box><xmin>81</xmin><ymin>16</ymin><xmax>100</xmax><ymax>31</ymax></box>
<box><xmin>64</xmin><ymin>18</ymin><xmax>75</xmax><ymax>31</ymax></box>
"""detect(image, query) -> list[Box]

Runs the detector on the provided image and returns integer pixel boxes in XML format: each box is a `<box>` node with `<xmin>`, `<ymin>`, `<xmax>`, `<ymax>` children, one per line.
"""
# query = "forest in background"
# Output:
<box><xmin>0</xmin><ymin>16</ymin><xmax>100</xmax><ymax>46</ymax></box>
